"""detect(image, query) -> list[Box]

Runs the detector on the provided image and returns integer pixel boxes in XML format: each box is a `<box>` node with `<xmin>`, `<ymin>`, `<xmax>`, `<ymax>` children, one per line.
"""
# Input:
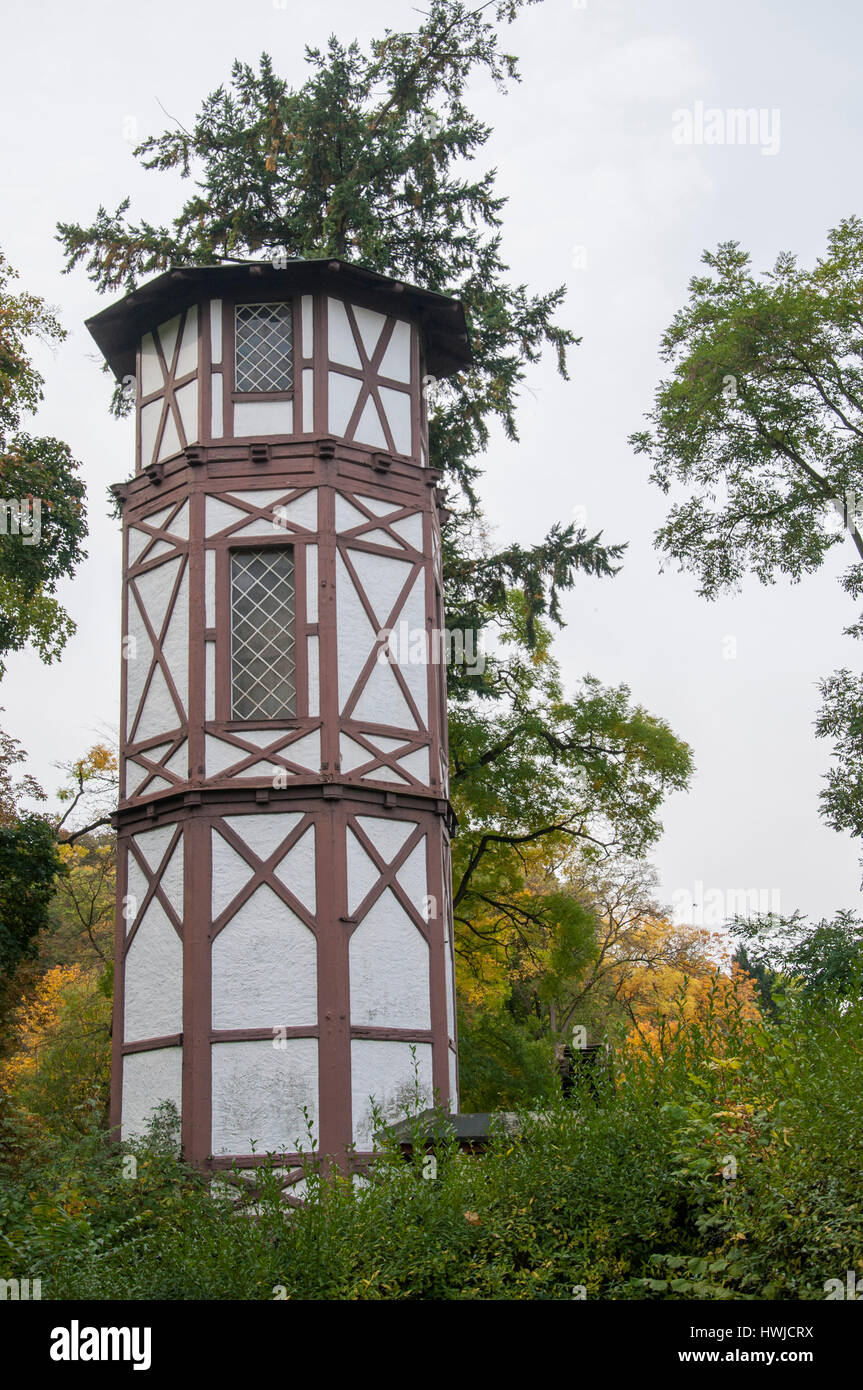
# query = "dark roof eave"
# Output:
<box><xmin>85</xmin><ymin>259</ymin><xmax>472</xmax><ymax>381</ymax></box>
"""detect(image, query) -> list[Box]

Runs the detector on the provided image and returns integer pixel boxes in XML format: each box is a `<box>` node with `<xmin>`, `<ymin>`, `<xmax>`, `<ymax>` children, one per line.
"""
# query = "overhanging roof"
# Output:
<box><xmin>85</xmin><ymin>259</ymin><xmax>472</xmax><ymax>382</ymax></box>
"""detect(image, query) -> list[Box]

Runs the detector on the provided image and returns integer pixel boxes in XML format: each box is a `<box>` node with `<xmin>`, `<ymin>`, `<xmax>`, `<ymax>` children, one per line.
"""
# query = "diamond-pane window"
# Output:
<box><xmin>235</xmin><ymin>302</ymin><xmax>293</xmax><ymax>393</ymax></box>
<box><xmin>230</xmin><ymin>548</ymin><xmax>296</xmax><ymax>720</ymax></box>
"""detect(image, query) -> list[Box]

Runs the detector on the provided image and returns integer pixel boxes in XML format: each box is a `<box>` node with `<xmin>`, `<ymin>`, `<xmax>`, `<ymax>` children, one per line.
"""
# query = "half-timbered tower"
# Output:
<box><xmin>86</xmin><ymin>260</ymin><xmax>469</xmax><ymax>1175</ymax></box>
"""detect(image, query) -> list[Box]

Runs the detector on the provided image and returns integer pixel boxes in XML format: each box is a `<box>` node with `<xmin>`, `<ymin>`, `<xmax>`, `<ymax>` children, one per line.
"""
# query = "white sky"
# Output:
<box><xmin>1</xmin><ymin>0</ymin><xmax>861</xmax><ymax>924</ymax></box>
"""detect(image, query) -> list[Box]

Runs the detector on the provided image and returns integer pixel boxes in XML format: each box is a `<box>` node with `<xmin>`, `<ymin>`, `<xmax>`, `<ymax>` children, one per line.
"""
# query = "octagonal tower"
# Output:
<box><xmin>87</xmin><ymin>260</ymin><xmax>469</xmax><ymax>1177</ymax></box>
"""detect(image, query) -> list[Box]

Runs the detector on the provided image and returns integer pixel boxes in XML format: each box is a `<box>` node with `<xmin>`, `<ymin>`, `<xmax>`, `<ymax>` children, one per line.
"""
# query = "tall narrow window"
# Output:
<box><xmin>230</xmin><ymin>548</ymin><xmax>296</xmax><ymax>719</ymax></box>
<box><xmin>235</xmin><ymin>303</ymin><xmax>293</xmax><ymax>393</ymax></box>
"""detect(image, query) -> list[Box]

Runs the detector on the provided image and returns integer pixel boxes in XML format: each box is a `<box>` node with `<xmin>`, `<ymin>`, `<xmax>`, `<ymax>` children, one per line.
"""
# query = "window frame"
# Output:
<box><xmin>228</xmin><ymin>296</ymin><xmax>297</xmax><ymax>404</ymax></box>
<box><xmin>228</xmin><ymin>541</ymin><xmax>298</xmax><ymax>724</ymax></box>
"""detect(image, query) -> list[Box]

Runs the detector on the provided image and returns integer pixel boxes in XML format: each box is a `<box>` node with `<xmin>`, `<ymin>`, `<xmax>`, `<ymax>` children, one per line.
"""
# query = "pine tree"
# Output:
<box><xmin>58</xmin><ymin>0</ymin><xmax>692</xmax><ymax>957</ymax></box>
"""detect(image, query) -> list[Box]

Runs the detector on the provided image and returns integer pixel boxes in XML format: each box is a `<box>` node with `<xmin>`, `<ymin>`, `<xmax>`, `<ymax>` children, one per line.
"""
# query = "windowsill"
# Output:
<box><xmin>230</xmin><ymin>390</ymin><xmax>295</xmax><ymax>403</ymax></box>
<box><xmin>222</xmin><ymin>719</ymin><xmax>300</xmax><ymax>730</ymax></box>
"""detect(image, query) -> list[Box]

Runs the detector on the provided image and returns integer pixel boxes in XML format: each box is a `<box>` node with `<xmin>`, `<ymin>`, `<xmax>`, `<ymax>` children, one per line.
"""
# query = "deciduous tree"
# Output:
<box><xmin>0</xmin><ymin>248</ymin><xmax>87</xmax><ymax>673</ymax></box>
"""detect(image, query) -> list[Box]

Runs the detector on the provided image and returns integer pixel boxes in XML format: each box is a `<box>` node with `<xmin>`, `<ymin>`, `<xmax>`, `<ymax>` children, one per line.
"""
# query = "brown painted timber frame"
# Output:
<box><xmin>112</xmin><ymin>434</ymin><xmax>458</xmax><ymax>1174</ymax></box>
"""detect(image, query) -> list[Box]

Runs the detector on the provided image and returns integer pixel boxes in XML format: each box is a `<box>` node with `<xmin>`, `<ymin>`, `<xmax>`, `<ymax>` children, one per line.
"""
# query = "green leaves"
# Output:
<box><xmin>0</xmin><ymin>434</ymin><xmax>87</xmax><ymax>676</ymax></box>
<box><xmin>0</xmin><ymin>815</ymin><xmax>62</xmax><ymax>981</ymax></box>
<box><xmin>632</xmin><ymin>219</ymin><xmax>863</xmax><ymax>599</ymax></box>
<box><xmin>634</xmin><ymin>216</ymin><xmax>863</xmax><ymax>873</ymax></box>
<box><xmin>3</xmin><ymin>991</ymin><xmax>861</xmax><ymax>1300</ymax></box>
<box><xmin>733</xmin><ymin>908</ymin><xmax>863</xmax><ymax>1007</ymax></box>
<box><xmin>0</xmin><ymin>249</ymin><xmax>88</xmax><ymax>673</ymax></box>
<box><xmin>56</xmin><ymin>2</ymin><xmax>693</xmax><ymax>1011</ymax></box>
<box><xmin>56</xmin><ymin>5</ymin><xmax>574</xmax><ymax>510</ymax></box>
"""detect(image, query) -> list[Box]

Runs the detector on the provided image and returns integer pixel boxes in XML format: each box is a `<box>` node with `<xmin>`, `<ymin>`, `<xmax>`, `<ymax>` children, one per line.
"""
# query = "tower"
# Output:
<box><xmin>87</xmin><ymin>260</ymin><xmax>469</xmax><ymax>1179</ymax></box>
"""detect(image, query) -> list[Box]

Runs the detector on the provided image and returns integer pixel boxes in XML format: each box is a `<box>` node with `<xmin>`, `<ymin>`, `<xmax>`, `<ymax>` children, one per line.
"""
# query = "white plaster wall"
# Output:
<box><xmin>390</xmin><ymin>512</ymin><xmax>423</xmax><ymax>549</ymax></box>
<box><xmin>205</xmin><ymin>550</ymin><xmax>216</xmax><ymax>626</ymax></box>
<box><xmin>210</xmin><ymin>300</ymin><xmax>222</xmax><ymax>363</ymax></box>
<box><xmin>396</xmin><ymin>746</ymin><xmax>431</xmax><ymax>785</ymax></box>
<box><xmin>125</xmin><ymin>593</ymin><xmax>153</xmax><ymax>740</ymax></box>
<box><xmin>139</xmin><ymin>399</ymin><xmax>161</xmax><ymax>468</ymax></box>
<box><xmin>280</xmin><ymin>729</ymin><xmax>320</xmax><ymax>771</ymax></box>
<box><xmin>134</xmin><ymin>554</ymin><xmax>181</xmax><ymax>636</ymax></box>
<box><xmin>328</xmin><ymin>371</ymin><xmax>362</xmax><ymax>435</ymax></box>
<box><xmin>351</xmin><ymin>1040</ymin><xmax>433</xmax><ymax>1150</ymax></box>
<box><xmin>364</xmin><ymin>734</ymin><xmax>407</xmax><ymax>753</ymax></box>
<box><xmin>392</xmin><ymin>570</ymin><xmax>428</xmax><ymax>723</ymax></box>
<box><xmin>352</xmin><ymin>660</ymin><xmax>414</xmax><ymax>729</ymax></box>
<box><xmin>301</xmin><ymin>295</ymin><xmax>313</xmax><ymax>355</ymax></box>
<box><xmin>338</xmin><ymin>548</ymin><xmax>421</xmax><ymax>728</ymax></box>
<box><xmin>121</xmin><ymin>1046</ymin><xmax>182</xmax><ymax>1142</ymax></box>
<box><xmin>234</xmin><ymin>400</ymin><xmax>293</xmax><ymax>436</ymax></box>
<box><xmin>335</xmin><ymin>494</ymin><xmax>369</xmax><ymax>532</ymax></box>
<box><xmin>306</xmin><ymin>546</ymin><xmax>318</xmax><ymax>621</ymax></box>
<box><xmin>230</xmin><ymin>488</ymin><xmax>294</xmax><ymax>508</ymax></box>
<box><xmin>158</xmin><ymin>314</ymin><xmax>180</xmax><ymax>363</ymax></box>
<box><xmin>340</xmin><ymin>733</ymin><xmax>370</xmax><ymax>772</ymax></box>
<box><xmin>206</xmin><ymin>496</ymin><xmax>247</xmax><ymax>535</ymax></box>
<box><xmin>160</xmin><ymin>839</ymin><xmax>184</xmax><ymax>914</ymax></box>
<box><xmin>159</xmin><ymin>565</ymin><xmax>189</xmax><ymax>716</ymax></box>
<box><xmin>355</xmin><ymin>527</ymin><xmax>395</xmax><ymax>549</ymax></box>
<box><xmin>135</xmin><ymin>667</ymin><xmax>179</xmax><ymax>743</ymax></box>
<box><xmin>169</xmin><ymin>500</ymin><xmax>189</xmax><ymax>540</ymax></box>
<box><xmin>205</xmin><ymin>735</ymin><xmax>246</xmax><ymax>776</ymax></box>
<box><xmin>227</xmin><ymin>729</ymin><xmax>283</xmax><ymax>747</ymax></box>
<box><xmin>349</xmin><ymin>548</ymin><xmax>412</xmax><ymax>624</ymax></box>
<box><xmin>393</xmin><ymin>836</ymin><xmax>427</xmax><ymax>910</ymax></box>
<box><xmin>157</xmin><ymin>407</ymin><xmax>181</xmax><ymax>463</ymax></box>
<box><xmin>140</xmin><ymin>333</ymin><xmax>163</xmax><ymax>395</ymax></box>
<box><xmin>355</xmin><ymin>814</ymin><xmax>416</xmax><ymax>865</ymax></box>
<box><xmin>233</xmin><ymin>516</ymin><xmax>283</xmax><ymax>538</ymax></box>
<box><xmin>211</xmin><ymin>827</ymin><xmax>255</xmax><ymax>917</ymax></box>
<box><xmin>175</xmin><ymin>380</ymin><xmax>198</xmax><ymax>444</ymax></box>
<box><xmin>349</xmin><ymin>888</ymin><xmax>430</xmax><ymax>1029</ymax></box>
<box><xmin>128</xmin><ymin>824</ymin><xmax>184</xmax><ymax>917</ymax></box>
<box><xmin>123</xmin><ymin>898</ymin><xmax>183</xmax><ymax>1041</ymax></box>
<box><xmin>346</xmin><ymin>816</ymin><xmax>415</xmax><ymax>915</ymax></box>
<box><xmin>275</xmin><ymin>491</ymin><xmax>318</xmax><ymax>530</ymax></box>
<box><xmin>354</xmin><ymin>396</ymin><xmax>388</xmax><ymax>451</ymax></box>
<box><xmin>307</xmin><ymin>635</ymin><xmax>319</xmax><ymax>716</ymax></box>
<box><xmin>354</xmin><ymin>494</ymin><xmax>397</xmax><ymax>518</ymax></box>
<box><xmin>175</xmin><ymin>304</ymin><xmax>198</xmax><ymax>378</ymax></box>
<box><xmin>352</xmin><ymin>304</ymin><xmax>386</xmax><ymax>356</ymax></box>
<box><xmin>379</xmin><ymin>319</ymin><xmax>411</xmax><ymax>383</ymax></box>
<box><xmin>161</xmin><ymin>742</ymin><xmax>188</xmax><ymax>782</ymax></box>
<box><xmin>336</xmin><ymin>553</ymin><xmax>381</xmax><ymax>713</ymax></box>
<box><xmin>378</xmin><ymin>386</ymin><xmax>411</xmax><ymax>455</ymax></box>
<box><xmin>223</xmin><ymin>810</ymin><xmax>303</xmax><ymax>860</ymax></box>
<box><xmin>211</xmin><ymin>373</ymin><xmax>223</xmax><ymax>437</ymax></box>
<box><xmin>212</xmin><ymin>884</ymin><xmax>317</xmax><ymax>1030</ymax></box>
<box><xmin>205</xmin><ymin>642</ymin><xmax>215</xmax><ymax>719</ymax></box>
<box><xmin>327</xmin><ymin>297</ymin><xmax>361</xmax><ymax>367</ymax></box>
<box><xmin>211</xmin><ymin>1039</ymin><xmax>319</xmax><ymax>1155</ymax></box>
<box><xmin>128</xmin><ymin>527</ymin><xmax>151</xmax><ymax>566</ymax></box>
<box><xmin>273</xmin><ymin>825</ymin><xmax>317</xmax><ymax>914</ymax></box>
<box><xmin>129</xmin><ymin>768</ymin><xmax>172</xmax><ymax>795</ymax></box>
<box><xmin>143</xmin><ymin>539</ymin><xmax>174</xmax><ymax>564</ymax></box>
<box><xmin>132</xmin><ymin>823</ymin><xmax>176</xmax><ymax>871</ymax></box>
<box><xmin>302</xmin><ymin>369</ymin><xmax>314</xmax><ymax>430</ymax></box>
<box><xmin>444</xmin><ymin>928</ymin><xmax>455</xmax><ymax>1041</ymax></box>
<box><xmin>125</xmin><ymin>853</ymin><xmax>148</xmax><ymax>933</ymax></box>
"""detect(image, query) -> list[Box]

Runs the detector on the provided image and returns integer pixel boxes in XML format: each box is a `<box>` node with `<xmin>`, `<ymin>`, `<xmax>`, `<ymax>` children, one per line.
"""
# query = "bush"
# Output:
<box><xmin>1</xmin><ymin>992</ymin><xmax>860</xmax><ymax>1300</ymax></box>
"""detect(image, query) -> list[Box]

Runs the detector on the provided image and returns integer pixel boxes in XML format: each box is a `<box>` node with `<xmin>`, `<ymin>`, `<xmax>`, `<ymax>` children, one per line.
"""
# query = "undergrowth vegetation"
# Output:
<box><xmin>2</xmin><ymin>987</ymin><xmax>860</xmax><ymax>1301</ymax></box>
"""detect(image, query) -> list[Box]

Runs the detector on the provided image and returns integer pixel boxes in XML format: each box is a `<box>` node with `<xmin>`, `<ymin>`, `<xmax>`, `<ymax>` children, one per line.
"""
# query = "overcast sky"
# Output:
<box><xmin>2</xmin><ymin>0</ymin><xmax>861</xmax><ymax>926</ymax></box>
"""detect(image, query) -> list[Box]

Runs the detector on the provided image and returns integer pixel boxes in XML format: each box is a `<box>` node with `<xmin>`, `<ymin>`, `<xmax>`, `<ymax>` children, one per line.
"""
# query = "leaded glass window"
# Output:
<box><xmin>230</xmin><ymin>548</ymin><xmax>296</xmax><ymax>719</ymax></box>
<box><xmin>235</xmin><ymin>302</ymin><xmax>293</xmax><ymax>393</ymax></box>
